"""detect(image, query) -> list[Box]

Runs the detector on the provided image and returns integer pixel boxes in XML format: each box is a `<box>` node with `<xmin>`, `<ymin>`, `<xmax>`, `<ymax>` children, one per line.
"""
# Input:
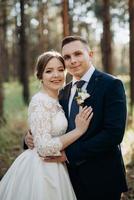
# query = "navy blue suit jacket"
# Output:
<box><xmin>59</xmin><ymin>69</ymin><xmax>128</xmax><ymax>196</ymax></box>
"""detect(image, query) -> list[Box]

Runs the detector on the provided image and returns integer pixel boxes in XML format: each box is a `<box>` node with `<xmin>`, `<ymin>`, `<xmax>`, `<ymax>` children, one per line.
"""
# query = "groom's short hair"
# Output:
<box><xmin>61</xmin><ymin>35</ymin><xmax>89</xmax><ymax>48</ymax></box>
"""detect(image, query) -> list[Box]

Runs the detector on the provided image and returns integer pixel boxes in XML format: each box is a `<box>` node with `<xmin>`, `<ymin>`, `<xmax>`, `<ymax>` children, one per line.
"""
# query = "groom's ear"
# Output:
<box><xmin>89</xmin><ymin>51</ymin><xmax>93</xmax><ymax>58</ymax></box>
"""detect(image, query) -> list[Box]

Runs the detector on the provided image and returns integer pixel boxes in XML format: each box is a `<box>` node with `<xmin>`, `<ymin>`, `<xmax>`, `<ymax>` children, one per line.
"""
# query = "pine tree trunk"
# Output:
<box><xmin>62</xmin><ymin>0</ymin><xmax>70</xmax><ymax>37</ymax></box>
<box><xmin>19</xmin><ymin>0</ymin><xmax>29</xmax><ymax>104</ymax></box>
<box><xmin>62</xmin><ymin>0</ymin><xmax>72</xmax><ymax>83</ymax></box>
<box><xmin>1</xmin><ymin>0</ymin><xmax>9</xmax><ymax>82</ymax></box>
<box><xmin>38</xmin><ymin>1</ymin><xmax>48</xmax><ymax>53</ymax></box>
<box><xmin>101</xmin><ymin>0</ymin><xmax>113</xmax><ymax>74</ymax></box>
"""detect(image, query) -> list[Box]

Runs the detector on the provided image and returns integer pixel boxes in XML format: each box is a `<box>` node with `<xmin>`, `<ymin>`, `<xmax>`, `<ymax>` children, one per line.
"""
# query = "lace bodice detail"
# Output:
<box><xmin>28</xmin><ymin>92</ymin><xmax>68</xmax><ymax>157</ymax></box>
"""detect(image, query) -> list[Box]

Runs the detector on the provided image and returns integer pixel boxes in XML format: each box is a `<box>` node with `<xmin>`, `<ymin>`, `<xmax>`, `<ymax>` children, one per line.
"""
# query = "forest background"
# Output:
<box><xmin>0</xmin><ymin>0</ymin><xmax>134</xmax><ymax>199</ymax></box>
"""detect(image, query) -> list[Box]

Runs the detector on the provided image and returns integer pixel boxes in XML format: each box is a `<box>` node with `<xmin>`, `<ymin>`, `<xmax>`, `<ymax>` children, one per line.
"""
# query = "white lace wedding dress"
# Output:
<box><xmin>0</xmin><ymin>92</ymin><xmax>77</xmax><ymax>200</ymax></box>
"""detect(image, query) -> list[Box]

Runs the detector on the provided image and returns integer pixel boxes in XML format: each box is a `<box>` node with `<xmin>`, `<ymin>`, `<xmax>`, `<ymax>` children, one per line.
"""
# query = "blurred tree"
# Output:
<box><xmin>129</xmin><ymin>0</ymin><xmax>134</xmax><ymax>120</ymax></box>
<box><xmin>0</xmin><ymin>0</ymin><xmax>5</xmax><ymax>122</ymax></box>
<box><xmin>37</xmin><ymin>0</ymin><xmax>49</xmax><ymax>53</ymax></box>
<box><xmin>89</xmin><ymin>0</ymin><xmax>114</xmax><ymax>74</ymax></box>
<box><xmin>12</xmin><ymin>12</ymin><xmax>19</xmax><ymax>80</ymax></box>
<box><xmin>69</xmin><ymin>1</ymin><xmax>93</xmax><ymax>40</ymax></box>
<box><xmin>0</xmin><ymin>0</ymin><xmax>9</xmax><ymax>81</ymax></box>
<box><xmin>62</xmin><ymin>0</ymin><xmax>70</xmax><ymax>37</ymax></box>
<box><xmin>62</xmin><ymin>0</ymin><xmax>72</xmax><ymax>83</ymax></box>
<box><xmin>0</xmin><ymin>0</ymin><xmax>130</xmax><ymax>89</ymax></box>
<box><xmin>100</xmin><ymin>0</ymin><xmax>113</xmax><ymax>74</ymax></box>
<box><xmin>19</xmin><ymin>0</ymin><xmax>29</xmax><ymax>104</ymax></box>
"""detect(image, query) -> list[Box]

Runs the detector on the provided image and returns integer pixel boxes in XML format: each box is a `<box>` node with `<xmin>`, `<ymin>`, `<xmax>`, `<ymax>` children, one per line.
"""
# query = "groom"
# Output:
<box><xmin>25</xmin><ymin>36</ymin><xmax>128</xmax><ymax>200</ymax></box>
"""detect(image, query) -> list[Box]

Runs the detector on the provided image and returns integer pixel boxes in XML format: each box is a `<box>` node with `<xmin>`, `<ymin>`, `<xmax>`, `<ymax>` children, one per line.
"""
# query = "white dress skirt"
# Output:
<box><xmin>0</xmin><ymin>92</ymin><xmax>77</xmax><ymax>200</ymax></box>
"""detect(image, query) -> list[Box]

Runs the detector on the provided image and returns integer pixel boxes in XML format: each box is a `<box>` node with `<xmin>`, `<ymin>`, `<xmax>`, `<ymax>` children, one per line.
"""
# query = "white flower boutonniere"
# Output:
<box><xmin>75</xmin><ymin>89</ymin><xmax>90</xmax><ymax>106</ymax></box>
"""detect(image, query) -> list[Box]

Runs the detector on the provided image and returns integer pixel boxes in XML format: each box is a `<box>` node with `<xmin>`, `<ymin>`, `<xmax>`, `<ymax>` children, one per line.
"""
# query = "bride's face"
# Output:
<box><xmin>42</xmin><ymin>57</ymin><xmax>65</xmax><ymax>91</ymax></box>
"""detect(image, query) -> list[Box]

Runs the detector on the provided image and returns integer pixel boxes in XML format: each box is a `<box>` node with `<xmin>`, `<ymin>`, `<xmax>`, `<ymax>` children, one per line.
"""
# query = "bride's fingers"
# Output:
<box><xmin>86</xmin><ymin>112</ymin><xmax>93</xmax><ymax>122</ymax></box>
<box><xmin>83</xmin><ymin>107</ymin><xmax>92</xmax><ymax>115</ymax></box>
<box><xmin>83</xmin><ymin>108</ymin><xmax>93</xmax><ymax>119</ymax></box>
<box><xmin>79</xmin><ymin>106</ymin><xmax>90</xmax><ymax>116</ymax></box>
<box><xmin>79</xmin><ymin>106</ymin><xmax>92</xmax><ymax>118</ymax></box>
<box><xmin>79</xmin><ymin>106</ymin><xmax>88</xmax><ymax>114</ymax></box>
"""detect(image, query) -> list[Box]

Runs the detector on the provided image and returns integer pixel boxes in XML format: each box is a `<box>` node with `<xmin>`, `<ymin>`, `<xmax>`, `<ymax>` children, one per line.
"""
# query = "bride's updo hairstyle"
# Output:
<box><xmin>36</xmin><ymin>51</ymin><xmax>65</xmax><ymax>80</ymax></box>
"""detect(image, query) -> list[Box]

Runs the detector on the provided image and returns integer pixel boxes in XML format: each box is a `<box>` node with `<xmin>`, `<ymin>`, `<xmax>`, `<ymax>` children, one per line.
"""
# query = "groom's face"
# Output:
<box><xmin>62</xmin><ymin>40</ymin><xmax>92</xmax><ymax>80</ymax></box>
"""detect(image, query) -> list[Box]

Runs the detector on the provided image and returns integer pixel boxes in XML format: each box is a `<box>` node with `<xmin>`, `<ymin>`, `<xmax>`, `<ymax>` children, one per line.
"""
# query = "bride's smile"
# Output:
<box><xmin>41</xmin><ymin>57</ymin><xmax>65</xmax><ymax>98</ymax></box>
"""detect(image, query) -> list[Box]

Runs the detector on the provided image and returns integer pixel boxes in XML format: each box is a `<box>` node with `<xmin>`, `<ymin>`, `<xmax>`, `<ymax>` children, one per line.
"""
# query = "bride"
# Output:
<box><xmin>0</xmin><ymin>51</ymin><xmax>93</xmax><ymax>200</ymax></box>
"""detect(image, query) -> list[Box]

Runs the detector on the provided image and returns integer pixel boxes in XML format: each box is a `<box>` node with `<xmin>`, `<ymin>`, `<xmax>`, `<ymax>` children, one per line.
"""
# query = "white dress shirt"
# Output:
<box><xmin>68</xmin><ymin>65</ymin><xmax>95</xmax><ymax>116</ymax></box>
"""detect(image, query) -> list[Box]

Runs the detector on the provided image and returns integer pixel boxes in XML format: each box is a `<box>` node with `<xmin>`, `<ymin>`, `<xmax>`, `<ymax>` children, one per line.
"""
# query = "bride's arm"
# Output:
<box><xmin>28</xmin><ymin>97</ymin><xmax>93</xmax><ymax>157</ymax></box>
<box><xmin>59</xmin><ymin>106</ymin><xmax>93</xmax><ymax>150</ymax></box>
<box><xmin>28</xmin><ymin>97</ymin><xmax>62</xmax><ymax>157</ymax></box>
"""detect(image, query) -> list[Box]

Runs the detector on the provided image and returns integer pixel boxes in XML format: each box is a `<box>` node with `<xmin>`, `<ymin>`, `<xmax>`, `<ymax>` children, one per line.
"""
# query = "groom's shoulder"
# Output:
<box><xmin>97</xmin><ymin>69</ymin><xmax>121</xmax><ymax>83</ymax></box>
<box><xmin>95</xmin><ymin>69</ymin><xmax>124</xmax><ymax>90</ymax></box>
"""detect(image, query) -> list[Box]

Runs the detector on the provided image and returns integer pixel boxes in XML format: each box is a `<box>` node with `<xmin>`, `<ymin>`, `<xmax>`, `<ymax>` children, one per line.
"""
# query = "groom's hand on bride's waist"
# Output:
<box><xmin>43</xmin><ymin>151</ymin><xmax>68</xmax><ymax>163</ymax></box>
<box><xmin>25</xmin><ymin>130</ymin><xmax>34</xmax><ymax>149</ymax></box>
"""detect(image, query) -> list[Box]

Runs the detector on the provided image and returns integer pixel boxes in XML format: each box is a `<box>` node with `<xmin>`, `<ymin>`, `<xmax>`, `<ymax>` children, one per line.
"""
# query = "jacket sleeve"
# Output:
<box><xmin>66</xmin><ymin>79</ymin><xmax>127</xmax><ymax>165</ymax></box>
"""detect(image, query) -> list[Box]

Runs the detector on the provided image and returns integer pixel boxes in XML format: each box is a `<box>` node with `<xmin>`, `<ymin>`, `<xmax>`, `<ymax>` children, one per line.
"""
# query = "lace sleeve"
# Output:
<box><xmin>28</xmin><ymin>96</ymin><xmax>63</xmax><ymax>157</ymax></box>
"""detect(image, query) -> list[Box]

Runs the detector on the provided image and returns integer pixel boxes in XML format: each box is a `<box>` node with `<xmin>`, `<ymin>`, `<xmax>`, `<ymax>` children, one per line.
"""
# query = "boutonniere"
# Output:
<box><xmin>75</xmin><ymin>89</ymin><xmax>90</xmax><ymax>106</ymax></box>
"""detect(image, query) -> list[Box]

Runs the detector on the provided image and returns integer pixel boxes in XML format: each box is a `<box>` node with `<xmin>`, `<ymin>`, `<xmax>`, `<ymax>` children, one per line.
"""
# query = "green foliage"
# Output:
<box><xmin>3</xmin><ymin>77</ymin><xmax>39</xmax><ymax>118</ymax></box>
<box><xmin>0</xmin><ymin>118</ymin><xmax>26</xmax><ymax>176</ymax></box>
<box><xmin>0</xmin><ymin>77</ymin><xmax>38</xmax><ymax>178</ymax></box>
<box><xmin>4</xmin><ymin>82</ymin><xmax>27</xmax><ymax>117</ymax></box>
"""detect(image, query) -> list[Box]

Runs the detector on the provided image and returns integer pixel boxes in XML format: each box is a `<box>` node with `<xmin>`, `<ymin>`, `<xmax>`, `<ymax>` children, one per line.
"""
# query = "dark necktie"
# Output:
<box><xmin>68</xmin><ymin>80</ymin><xmax>85</xmax><ymax>131</ymax></box>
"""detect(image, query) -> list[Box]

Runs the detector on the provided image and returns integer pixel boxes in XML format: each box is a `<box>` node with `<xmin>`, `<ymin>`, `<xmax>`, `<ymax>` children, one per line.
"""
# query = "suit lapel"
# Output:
<box><xmin>86</xmin><ymin>69</ymin><xmax>102</xmax><ymax>95</ymax></box>
<box><xmin>63</xmin><ymin>82</ymin><xmax>72</xmax><ymax>119</ymax></box>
